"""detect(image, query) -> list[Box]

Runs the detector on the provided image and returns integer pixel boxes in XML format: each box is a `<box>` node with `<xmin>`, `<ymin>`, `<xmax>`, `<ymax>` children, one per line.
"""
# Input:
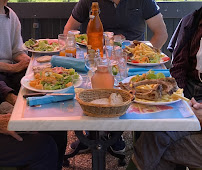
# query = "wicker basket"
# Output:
<box><xmin>76</xmin><ymin>89</ymin><xmax>132</xmax><ymax>117</ymax></box>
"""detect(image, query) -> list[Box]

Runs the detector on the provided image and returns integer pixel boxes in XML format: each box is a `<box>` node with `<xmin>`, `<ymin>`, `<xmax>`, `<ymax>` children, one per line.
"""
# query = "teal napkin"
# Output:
<box><xmin>51</xmin><ymin>55</ymin><xmax>88</xmax><ymax>73</ymax></box>
<box><xmin>128</xmin><ymin>68</ymin><xmax>170</xmax><ymax>77</ymax></box>
<box><xmin>27</xmin><ymin>86</ymin><xmax>75</xmax><ymax>106</ymax></box>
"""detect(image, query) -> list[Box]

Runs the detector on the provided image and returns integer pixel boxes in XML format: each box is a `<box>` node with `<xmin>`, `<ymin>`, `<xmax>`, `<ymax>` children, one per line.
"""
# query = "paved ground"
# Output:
<box><xmin>63</xmin><ymin>131</ymin><xmax>133</xmax><ymax>170</ymax></box>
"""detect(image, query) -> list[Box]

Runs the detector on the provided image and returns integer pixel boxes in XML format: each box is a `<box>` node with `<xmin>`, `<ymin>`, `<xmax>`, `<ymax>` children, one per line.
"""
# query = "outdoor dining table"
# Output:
<box><xmin>8</xmin><ymin>51</ymin><xmax>201</xmax><ymax>170</ymax></box>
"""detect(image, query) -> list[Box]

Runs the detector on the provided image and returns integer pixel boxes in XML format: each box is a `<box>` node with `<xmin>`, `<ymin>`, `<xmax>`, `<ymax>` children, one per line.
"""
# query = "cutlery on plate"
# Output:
<box><xmin>23</xmin><ymin>93</ymin><xmax>74</xmax><ymax>98</ymax></box>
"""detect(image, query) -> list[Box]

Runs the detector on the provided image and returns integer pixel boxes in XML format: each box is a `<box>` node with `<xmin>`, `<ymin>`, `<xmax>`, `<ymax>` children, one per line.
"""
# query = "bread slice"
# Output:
<box><xmin>32</xmin><ymin>63</ymin><xmax>51</xmax><ymax>74</ymax></box>
<box><xmin>90</xmin><ymin>98</ymin><xmax>109</xmax><ymax>105</ymax></box>
<box><xmin>36</xmin><ymin>55</ymin><xmax>52</xmax><ymax>63</ymax></box>
<box><xmin>109</xmin><ymin>93</ymin><xmax>123</xmax><ymax>105</ymax></box>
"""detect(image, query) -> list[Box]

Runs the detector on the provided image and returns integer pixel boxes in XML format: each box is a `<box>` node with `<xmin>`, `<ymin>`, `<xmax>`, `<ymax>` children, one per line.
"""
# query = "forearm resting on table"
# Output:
<box><xmin>0</xmin><ymin>62</ymin><xmax>17</xmax><ymax>72</ymax></box>
<box><xmin>0</xmin><ymin>53</ymin><xmax>30</xmax><ymax>72</ymax></box>
<box><xmin>0</xmin><ymin>61</ymin><xmax>26</xmax><ymax>73</ymax></box>
<box><xmin>14</xmin><ymin>53</ymin><xmax>30</xmax><ymax>63</ymax></box>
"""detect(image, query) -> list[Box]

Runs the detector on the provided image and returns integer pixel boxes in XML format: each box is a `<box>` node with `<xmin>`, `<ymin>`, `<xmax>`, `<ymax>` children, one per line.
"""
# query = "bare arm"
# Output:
<box><xmin>189</xmin><ymin>98</ymin><xmax>202</xmax><ymax>127</ymax></box>
<box><xmin>146</xmin><ymin>13</ymin><xmax>168</xmax><ymax>49</ymax></box>
<box><xmin>63</xmin><ymin>15</ymin><xmax>82</xmax><ymax>35</ymax></box>
<box><xmin>0</xmin><ymin>53</ymin><xmax>30</xmax><ymax>73</ymax></box>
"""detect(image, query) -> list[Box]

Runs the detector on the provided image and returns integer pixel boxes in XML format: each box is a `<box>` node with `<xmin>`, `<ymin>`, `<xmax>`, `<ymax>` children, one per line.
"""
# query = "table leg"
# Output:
<box><xmin>75</xmin><ymin>131</ymin><xmax>123</xmax><ymax>170</ymax></box>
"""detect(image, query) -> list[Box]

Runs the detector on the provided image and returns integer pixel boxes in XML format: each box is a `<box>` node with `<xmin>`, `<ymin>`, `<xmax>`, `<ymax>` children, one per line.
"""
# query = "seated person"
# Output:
<box><xmin>64</xmin><ymin>0</ymin><xmax>168</xmax><ymax>154</ymax></box>
<box><xmin>126</xmin><ymin>98</ymin><xmax>202</xmax><ymax>170</ymax></box>
<box><xmin>0</xmin><ymin>0</ymin><xmax>30</xmax><ymax>105</ymax></box>
<box><xmin>127</xmin><ymin>7</ymin><xmax>202</xmax><ymax>170</ymax></box>
<box><xmin>168</xmin><ymin>7</ymin><xmax>202</xmax><ymax>101</ymax></box>
<box><xmin>0</xmin><ymin>113</ymin><xmax>58</xmax><ymax>170</ymax></box>
<box><xmin>64</xmin><ymin>0</ymin><xmax>168</xmax><ymax>49</ymax></box>
<box><xmin>0</xmin><ymin>2</ymin><xmax>67</xmax><ymax>169</ymax></box>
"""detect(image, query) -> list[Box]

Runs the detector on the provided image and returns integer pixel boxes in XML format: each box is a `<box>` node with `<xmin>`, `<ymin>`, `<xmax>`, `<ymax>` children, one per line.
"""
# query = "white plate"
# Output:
<box><xmin>76</xmin><ymin>42</ymin><xmax>87</xmax><ymax>46</ymax></box>
<box><xmin>133</xmin><ymin>99</ymin><xmax>181</xmax><ymax>106</ymax></box>
<box><xmin>21</xmin><ymin>73</ymin><xmax>83</xmax><ymax>93</ymax></box>
<box><xmin>127</xmin><ymin>60</ymin><xmax>168</xmax><ymax>67</ymax></box>
<box><xmin>127</xmin><ymin>54</ymin><xmax>169</xmax><ymax>66</ymax></box>
<box><xmin>122</xmin><ymin>76</ymin><xmax>181</xmax><ymax>105</ymax></box>
<box><xmin>22</xmin><ymin>39</ymin><xmax>60</xmax><ymax>53</ymax></box>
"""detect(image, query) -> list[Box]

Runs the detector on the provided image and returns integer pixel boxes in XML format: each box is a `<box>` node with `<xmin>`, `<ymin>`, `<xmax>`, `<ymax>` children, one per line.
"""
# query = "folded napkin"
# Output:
<box><xmin>128</xmin><ymin>68</ymin><xmax>170</xmax><ymax>77</ymax></box>
<box><xmin>51</xmin><ymin>55</ymin><xmax>88</xmax><ymax>73</ymax></box>
<box><xmin>27</xmin><ymin>86</ymin><xmax>75</xmax><ymax>106</ymax></box>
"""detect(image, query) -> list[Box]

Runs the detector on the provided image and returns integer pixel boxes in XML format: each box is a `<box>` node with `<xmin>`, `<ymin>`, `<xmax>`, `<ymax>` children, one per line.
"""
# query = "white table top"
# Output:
<box><xmin>8</xmin><ymin>53</ymin><xmax>201</xmax><ymax>132</ymax></box>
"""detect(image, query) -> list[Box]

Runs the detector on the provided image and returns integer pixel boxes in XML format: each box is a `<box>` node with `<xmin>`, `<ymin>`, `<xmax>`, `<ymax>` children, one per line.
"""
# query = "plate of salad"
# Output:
<box><xmin>124</xmin><ymin>41</ymin><xmax>170</xmax><ymax>66</ymax></box>
<box><xmin>23</xmin><ymin>39</ymin><xmax>60</xmax><ymax>53</ymax></box>
<box><xmin>75</xmin><ymin>34</ymin><xmax>87</xmax><ymax>46</ymax></box>
<box><xmin>21</xmin><ymin>67</ymin><xmax>83</xmax><ymax>92</ymax></box>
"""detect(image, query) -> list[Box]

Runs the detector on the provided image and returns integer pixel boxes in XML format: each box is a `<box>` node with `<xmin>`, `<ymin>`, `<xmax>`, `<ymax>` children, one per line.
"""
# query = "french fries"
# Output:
<box><xmin>171</xmin><ymin>93</ymin><xmax>190</xmax><ymax>102</ymax></box>
<box><xmin>135</xmin><ymin>86</ymin><xmax>185</xmax><ymax>103</ymax></box>
<box><xmin>126</xmin><ymin>43</ymin><xmax>164</xmax><ymax>63</ymax></box>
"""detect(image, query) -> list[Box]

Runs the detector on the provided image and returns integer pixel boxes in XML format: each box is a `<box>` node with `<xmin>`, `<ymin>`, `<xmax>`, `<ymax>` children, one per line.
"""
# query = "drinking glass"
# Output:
<box><xmin>85</xmin><ymin>54</ymin><xmax>100</xmax><ymax>73</ymax></box>
<box><xmin>110</xmin><ymin>49</ymin><xmax>128</xmax><ymax>85</ymax></box>
<box><xmin>84</xmin><ymin>53</ymin><xmax>101</xmax><ymax>88</ymax></box>
<box><xmin>114</xmin><ymin>34</ymin><xmax>126</xmax><ymax>47</ymax></box>
<box><xmin>58</xmin><ymin>34</ymin><xmax>67</xmax><ymax>56</ymax></box>
<box><xmin>118</xmin><ymin>51</ymin><xmax>128</xmax><ymax>81</ymax></box>
<box><xmin>104</xmin><ymin>32</ymin><xmax>114</xmax><ymax>57</ymax></box>
<box><xmin>66</xmin><ymin>34</ymin><xmax>76</xmax><ymax>58</ymax></box>
<box><xmin>76</xmin><ymin>46</ymin><xmax>85</xmax><ymax>59</ymax></box>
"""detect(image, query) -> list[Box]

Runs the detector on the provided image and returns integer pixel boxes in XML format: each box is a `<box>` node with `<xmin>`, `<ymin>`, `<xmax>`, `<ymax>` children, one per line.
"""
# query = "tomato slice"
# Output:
<box><xmin>162</xmin><ymin>56</ymin><xmax>170</xmax><ymax>62</ymax></box>
<box><xmin>131</xmin><ymin>60</ymin><xmax>139</xmax><ymax>63</ymax></box>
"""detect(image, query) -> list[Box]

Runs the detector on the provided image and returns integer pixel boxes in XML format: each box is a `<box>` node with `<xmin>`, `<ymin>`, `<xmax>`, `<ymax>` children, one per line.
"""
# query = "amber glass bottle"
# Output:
<box><xmin>87</xmin><ymin>2</ymin><xmax>104</xmax><ymax>57</ymax></box>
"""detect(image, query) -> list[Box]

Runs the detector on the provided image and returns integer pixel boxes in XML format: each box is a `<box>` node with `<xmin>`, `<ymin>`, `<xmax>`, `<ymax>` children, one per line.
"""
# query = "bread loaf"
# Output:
<box><xmin>90</xmin><ymin>98</ymin><xmax>109</xmax><ymax>105</ymax></box>
<box><xmin>109</xmin><ymin>93</ymin><xmax>123</xmax><ymax>105</ymax></box>
<box><xmin>90</xmin><ymin>93</ymin><xmax>123</xmax><ymax>105</ymax></box>
<box><xmin>36</xmin><ymin>55</ymin><xmax>52</xmax><ymax>63</ymax></box>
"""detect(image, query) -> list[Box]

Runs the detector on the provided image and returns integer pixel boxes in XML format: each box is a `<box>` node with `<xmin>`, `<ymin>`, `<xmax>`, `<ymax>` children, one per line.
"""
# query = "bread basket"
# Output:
<box><xmin>76</xmin><ymin>89</ymin><xmax>133</xmax><ymax>117</ymax></box>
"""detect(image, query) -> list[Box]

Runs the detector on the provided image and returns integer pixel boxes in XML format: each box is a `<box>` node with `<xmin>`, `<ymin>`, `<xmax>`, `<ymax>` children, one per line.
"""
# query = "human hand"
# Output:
<box><xmin>11</xmin><ymin>60</ymin><xmax>29</xmax><ymax>73</ymax></box>
<box><xmin>0</xmin><ymin>114</ymin><xmax>23</xmax><ymax>141</ymax></box>
<box><xmin>5</xmin><ymin>93</ymin><xmax>17</xmax><ymax>106</ymax></box>
<box><xmin>13</xmin><ymin>53</ymin><xmax>30</xmax><ymax>72</ymax></box>
<box><xmin>189</xmin><ymin>98</ymin><xmax>202</xmax><ymax>127</ymax></box>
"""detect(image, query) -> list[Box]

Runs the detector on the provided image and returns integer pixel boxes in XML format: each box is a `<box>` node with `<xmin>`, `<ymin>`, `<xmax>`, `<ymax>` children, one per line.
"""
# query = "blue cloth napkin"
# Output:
<box><xmin>27</xmin><ymin>86</ymin><xmax>75</xmax><ymax>106</ymax></box>
<box><xmin>128</xmin><ymin>68</ymin><xmax>170</xmax><ymax>77</ymax></box>
<box><xmin>51</xmin><ymin>55</ymin><xmax>88</xmax><ymax>73</ymax></box>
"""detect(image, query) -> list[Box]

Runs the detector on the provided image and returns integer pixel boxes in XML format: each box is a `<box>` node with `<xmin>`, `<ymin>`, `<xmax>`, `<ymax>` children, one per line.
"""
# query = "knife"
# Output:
<box><xmin>23</xmin><ymin>93</ymin><xmax>74</xmax><ymax>98</ymax></box>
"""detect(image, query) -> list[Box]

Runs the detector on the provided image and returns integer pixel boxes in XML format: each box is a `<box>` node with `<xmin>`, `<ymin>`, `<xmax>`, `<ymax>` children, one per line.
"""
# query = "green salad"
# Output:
<box><xmin>130</xmin><ymin>70</ymin><xmax>165</xmax><ymax>82</ymax></box>
<box><xmin>24</xmin><ymin>38</ymin><xmax>59</xmax><ymax>52</ymax></box>
<box><xmin>30</xmin><ymin>67</ymin><xmax>80</xmax><ymax>90</ymax></box>
<box><xmin>75</xmin><ymin>34</ymin><xmax>87</xmax><ymax>45</ymax></box>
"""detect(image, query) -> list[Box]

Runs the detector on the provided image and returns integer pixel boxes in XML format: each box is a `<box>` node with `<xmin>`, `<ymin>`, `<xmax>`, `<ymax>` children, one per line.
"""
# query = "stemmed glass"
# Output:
<box><xmin>106</xmin><ymin>46</ymin><xmax>128</xmax><ymax>86</ymax></box>
<box><xmin>84</xmin><ymin>53</ymin><xmax>100</xmax><ymax>88</ymax></box>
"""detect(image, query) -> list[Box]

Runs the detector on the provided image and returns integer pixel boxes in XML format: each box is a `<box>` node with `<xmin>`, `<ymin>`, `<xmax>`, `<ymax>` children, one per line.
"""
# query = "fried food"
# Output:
<box><xmin>125</xmin><ymin>41</ymin><xmax>166</xmax><ymax>64</ymax></box>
